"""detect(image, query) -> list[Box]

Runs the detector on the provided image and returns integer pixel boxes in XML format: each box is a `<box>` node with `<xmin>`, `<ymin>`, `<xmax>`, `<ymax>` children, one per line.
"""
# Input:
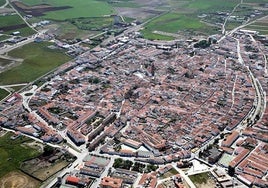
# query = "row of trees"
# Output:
<box><xmin>113</xmin><ymin>158</ymin><xmax>158</xmax><ymax>173</ymax></box>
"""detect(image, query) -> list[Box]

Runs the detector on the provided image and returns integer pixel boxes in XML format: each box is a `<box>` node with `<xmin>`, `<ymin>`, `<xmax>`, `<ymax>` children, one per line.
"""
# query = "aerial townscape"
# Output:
<box><xmin>0</xmin><ymin>0</ymin><xmax>268</xmax><ymax>188</ymax></box>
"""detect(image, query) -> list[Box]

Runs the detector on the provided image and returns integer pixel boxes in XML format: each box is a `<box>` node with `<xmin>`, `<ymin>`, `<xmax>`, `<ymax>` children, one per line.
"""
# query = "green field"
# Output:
<box><xmin>0</xmin><ymin>35</ymin><xmax>11</xmax><ymax>42</ymax></box>
<box><xmin>0</xmin><ymin>0</ymin><xmax>5</xmax><ymax>7</ymax></box>
<box><xmin>243</xmin><ymin>0</ymin><xmax>268</xmax><ymax>3</ymax></box>
<box><xmin>0</xmin><ymin>15</ymin><xmax>35</xmax><ymax>36</ymax></box>
<box><xmin>0</xmin><ymin>89</ymin><xmax>9</xmax><ymax>100</ymax></box>
<box><xmin>0</xmin><ymin>15</ymin><xmax>25</xmax><ymax>28</ymax></box>
<box><xmin>69</xmin><ymin>17</ymin><xmax>114</xmax><ymax>31</ymax></box>
<box><xmin>5</xmin><ymin>26</ymin><xmax>36</xmax><ymax>37</ymax></box>
<box><xmin>141</xmin><ymin>13</ymin><xmax>216</xmax><ymax>40</ymax></box>
<box><xmin>0</xmin><ymin>132</ymin><xmax>41</xmax><ymax>177</ymax></box>
<box><xmin>0</xmin><ymin>42</ymin><xmax>71</xmax><ymax>85</ymax></box>
<box><xmin>141</xmin><ymin>0</ymin><xmax>243</xmax><ymax>40</ymax></box>
<box><xmin>22</xmin><ymin>0</ymin><xmax>114</xmax><ymax>20</ymax></box>
<box><xmin>187</xmin><ymin>0</ymin><xmax>240</xmax><ymax>11</ymax></box>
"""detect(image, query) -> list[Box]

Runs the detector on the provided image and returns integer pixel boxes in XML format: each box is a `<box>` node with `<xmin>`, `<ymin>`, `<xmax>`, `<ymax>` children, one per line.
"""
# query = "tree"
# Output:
<box><xmin>228</xmin><ymin>166</ymin><xmax>235</xmax><ymax>176</ymax></box>
<box><xmin>43</xmin><ymin>145</ymin><xmax>54</xmax><ymax>156</ymax></box>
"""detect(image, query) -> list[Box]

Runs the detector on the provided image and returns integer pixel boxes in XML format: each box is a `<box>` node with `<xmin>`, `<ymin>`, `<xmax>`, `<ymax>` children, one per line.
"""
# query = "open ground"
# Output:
<box><xmin>0</xmin><ymin>171</ymin><xmax>40</xmax><ymax>188</ymax></box>
<box><xmin>0</xmin><ymin>132</ymin><xmax>41</xmax><ymax>178</ymax></box>
<box><xmin>0</xmin><ymin>42</ymin><xmax>71</xmax><ymax>85</ymax></box>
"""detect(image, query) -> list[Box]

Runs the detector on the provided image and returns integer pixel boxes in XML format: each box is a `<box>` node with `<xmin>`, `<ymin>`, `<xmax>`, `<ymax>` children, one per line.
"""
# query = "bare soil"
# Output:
<box><xmin>0</xmin><ymin>171</ymin><xmax>40</xmax><ymax>188</ymax></box>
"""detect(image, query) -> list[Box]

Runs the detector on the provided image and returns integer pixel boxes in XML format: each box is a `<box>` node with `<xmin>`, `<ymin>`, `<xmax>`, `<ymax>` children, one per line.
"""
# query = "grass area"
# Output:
<box><xmin>22</xmin><ymin>0</ymin><xmax>114</xmax><ymax>20</ymax></box>
<box><xmin>4</xmin><ymin>27</ymin><xmax>36</xmax><ymax>37</ymax></box>
<box><xmin>0</xmin><ymin>0</ymin><xmax>5</xmax><ymax>6</ymax></box>
<box><xmin>0</xmin><ymin>35</ymin><xmax>11</xmax><ymax>42</ymax></box>
<box><xmin>0</xmin><ymin>132</ymin><xmax>41</xmax><ymax>177</ymax></box>
<box><xmin>141</xmin><ymin>13</ymin><xmax>216</xmax><ymax>40</ymax></box>
<box><xmin>160</xmin><ymin>168</ymin><xmax>178</xmax><ymax>179</ymax></box>
<box><xmin>112</xmin><ymin>1</ymin><xmax>140</xmax><ymax>8</ymax></box>
<box><xmin>0</xmin><ymin>15</ymin><xmax>24</xmax><ymax>28</ymax></box>
<box><xmin>141</xmin><ymin>0</ymin><xmax>242</xmax><ymax>39</ymax></box>
<box><xmin>226</xmin><ymin>21</ymin><xmax>243</xmax><ymax>30</ymax></box>
<box><xmin>187</xmin><ymin>0</ymin><xmax>240</xmax><ymax>11</ymax></box>
<box><xmin>243</xmin><ymin>0</ymin><xmax>268</xmax><ymax>3</ymax></box>
<box><xmin>0</xmin><ymin>42</ymin><xmax>71</xmax><ymax>85</ymax></box>
<box><xmin>69</xmin><ymin>17</ymin><xmax>114</xmax><ymax>31</ymax></box>
<box><xmin>55</xmin><ymin>22</ymin><xmax>99</xmax><ymax>40</ymax></box>
<box><xmin>0</xmin><ymin>57</ymin><xmax>13</xmax><ymax>67</ymax></box>
<box><xmin>0</xmin><ymin>15</ymin><xmax>35</xmax><ymax>37</ymax></box>
<box><xmin>189</xmin><ymin>172</ymin><xmax>210</xmax><ymax>184</ymax></box>
<box><xmin>0</xmin><ymin>89</ymin><xmax>9</xmax><ymax>100</ymax></box>
<box><xmin>11</xmin><ymin>85</ymin><xmax>25</xmax><ymax>92</ymax></box>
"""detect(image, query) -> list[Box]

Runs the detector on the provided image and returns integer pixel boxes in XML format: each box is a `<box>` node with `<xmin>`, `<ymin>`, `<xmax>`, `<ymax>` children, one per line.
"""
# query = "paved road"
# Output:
<box><xmin>0</xmin><ymin>37</ymin><xmax>35</xmax><ymax>55</ymax></box>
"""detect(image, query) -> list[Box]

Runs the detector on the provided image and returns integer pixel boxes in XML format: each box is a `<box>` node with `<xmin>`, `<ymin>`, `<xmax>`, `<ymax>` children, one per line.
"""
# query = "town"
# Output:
<box><xmin>0</xmin><ymin>25</ymin><xmax>268</xmax><ymax>188</ymax></box>
<box><xmin>1</xmin><ymin>0</ymin><xmax>268</xmax><ymax>187</ymax></box>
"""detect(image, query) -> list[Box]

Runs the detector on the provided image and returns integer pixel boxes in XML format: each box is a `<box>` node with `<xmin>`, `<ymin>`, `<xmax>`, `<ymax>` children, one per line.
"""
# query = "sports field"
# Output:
<box><xmin>0</xmin><ymin>42</ymin><xmax>71</xmax><ymax>85</ymax></box>
<box><xmin>21</xmin><ymin>0</ymin><xmax>114</xmax><ymax>20</ymax></box>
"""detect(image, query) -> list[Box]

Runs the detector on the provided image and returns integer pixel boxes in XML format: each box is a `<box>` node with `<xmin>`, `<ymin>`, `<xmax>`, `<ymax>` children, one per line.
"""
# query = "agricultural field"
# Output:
<box><xmin>0</xmin><ymin>15</ymin><xmax>25</xmax><ymax>28</ymax></box>
<box><xmin>244</xmin><ymin>16</ymin><xmax>268</xmax><ymax>35</ymax></box>
<box><xmin>0</xmin><ymin>42</ymin><xmax>71</xmax><ymax>85</ymax></box>
<box><xmin>20</xmin><ymin>0</ymin><xmax>114</xmax><ymax>20</ymax></box>
<box><xmin>0</xmin><ymin>15</ymin><xmax>35</xmax><ymax>37</ymax></box>
<box><xmin>0</xmin><ymin>89</ymin><xmax>9</xmax><ymax>100</ymax></box>
<box><xmin>186</xmin><ymin>0</ymin><xmax>240</xmax><ymax>11</ymax></box>
<box><xmin>141</xmin><ymin>13</ymin><xmax>218</xmax><ymax>40</ymax></box>
<box><xmin>0</xmin><ymin>132</ymin><xmax>42</xmax><ymax>178</ymax></box>
<box><xmin>140</xmin><ymin>0</ymin><xmax>268</xmax><ymax>40</ymax></box>
<box><xmin>68</xmin><ymin>17</ymin><xmax>114</xmax><ymax>31</ymax></box>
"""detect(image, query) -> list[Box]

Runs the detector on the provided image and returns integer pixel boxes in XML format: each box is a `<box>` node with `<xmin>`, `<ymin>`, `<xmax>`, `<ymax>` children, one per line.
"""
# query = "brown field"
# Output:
<box><xmin>0</xmin><ymin>171</ymin><xmax>40</xmax><ymax>188</ymax></box>
<box><xmin>12</xmin><ymin>1</ymin><xmax>71</xmax><ymax>17</ymax></box>
<box><xmin>0</xmin><ymin>24</ymin><xmax>27</xmax><ymax>32</ymax></box>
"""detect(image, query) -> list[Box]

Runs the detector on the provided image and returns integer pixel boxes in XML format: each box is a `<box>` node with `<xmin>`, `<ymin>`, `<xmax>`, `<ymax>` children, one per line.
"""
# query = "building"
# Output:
<box><xmin>100</xmin><ymin>177</ymin><xmax>123</xmax><ymax>188</ymax></box>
